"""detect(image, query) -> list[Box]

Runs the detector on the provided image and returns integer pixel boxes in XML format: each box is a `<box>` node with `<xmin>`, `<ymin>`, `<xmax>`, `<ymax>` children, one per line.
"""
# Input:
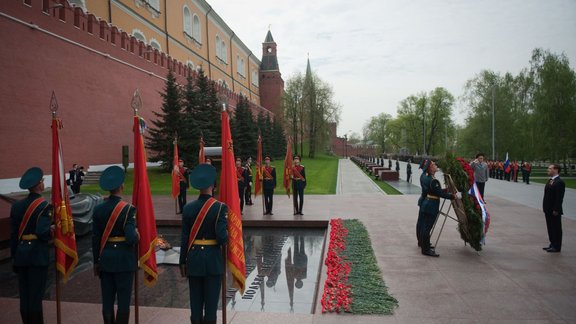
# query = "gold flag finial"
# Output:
<box><xmin>131</xmin><ymin>89</ymin><xmax>142</xmax><ymax>115</ymax></box>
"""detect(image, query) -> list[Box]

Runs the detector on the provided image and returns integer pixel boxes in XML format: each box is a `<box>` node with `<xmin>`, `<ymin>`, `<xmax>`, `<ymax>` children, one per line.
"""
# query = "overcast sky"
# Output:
<box><xmin>208</xmin><ymin>0</ymin><xmax>576</xmax><ymax>137</ymax></box>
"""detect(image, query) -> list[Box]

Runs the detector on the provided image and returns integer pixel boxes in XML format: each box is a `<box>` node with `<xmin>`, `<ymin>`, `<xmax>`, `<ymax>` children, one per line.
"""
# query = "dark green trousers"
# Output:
<box><xmin>188</xmin><ymin>275</ymin><xmax>221</xmax><ymax>321</ymax></box>
<box><xmin>17</xmin><ymin>266</ymin><xmax>48</xmax><ymax>323</ymax></box>
<box><xmin>100</xmin><ymin>271</ymin><xmax>134</xmax><ymax>314</ymax></box>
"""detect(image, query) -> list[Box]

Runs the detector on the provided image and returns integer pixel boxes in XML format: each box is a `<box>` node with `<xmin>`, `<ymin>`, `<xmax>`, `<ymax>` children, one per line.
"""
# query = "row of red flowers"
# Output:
<box><xmin>321</xmin><ymin>218</ymin><xmax>352</xmax><ymax>313</ymax></box>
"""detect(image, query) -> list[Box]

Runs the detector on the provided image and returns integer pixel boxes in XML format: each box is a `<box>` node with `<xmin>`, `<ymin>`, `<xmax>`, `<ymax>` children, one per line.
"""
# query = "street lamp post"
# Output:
<box><xmin>492</xmin><ymin>86</ymin><xmax>496</xmax><ymax>160</ymax></box>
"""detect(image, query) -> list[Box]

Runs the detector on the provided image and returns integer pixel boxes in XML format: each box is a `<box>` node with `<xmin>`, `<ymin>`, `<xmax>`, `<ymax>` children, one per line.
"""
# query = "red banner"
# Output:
<box><xmin>283</xmin><ymin>136</ymin><xmax>293</xmax><ymax>197</ymax></box>
<box><xmin>198</xmin><ymin>136</ymin><xmax>205</xmax><ymax>164</ymax></box>
<box><xmin>254</xmin><ymin>134</ymin><xmax>263</xmax><ymax>196</ymax></box>
<box><xmin>219</xmin><ymin>110</ymin><xmax>246</xmax><ymax>294</ymax></box>
<box><xmin>51</xmin><ymin>117</ymin><xmax>78</xmax><ymax>282</ymax></box>
<box><xmin>171</xmin><ymin>139</ymin><xmax>179</xmax><ymax>199</ymax></box>
<box><xmin>132</xmin><ymin>116</ymin><xmax>158</xmax><ymax>287</ymax></box>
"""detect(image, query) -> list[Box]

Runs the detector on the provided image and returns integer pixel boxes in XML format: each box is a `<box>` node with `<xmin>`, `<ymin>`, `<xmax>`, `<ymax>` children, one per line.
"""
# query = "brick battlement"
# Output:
<box><xmin>0</xmin><ymin>0</ymin><xmax>268</xmax><ymax>114</ymax></box>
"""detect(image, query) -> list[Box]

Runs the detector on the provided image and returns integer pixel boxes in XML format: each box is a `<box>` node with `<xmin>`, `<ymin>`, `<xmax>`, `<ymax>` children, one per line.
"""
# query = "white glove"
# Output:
<box><xmin>456</xmin><ymin>192</ymin><xmax>463</xmax><ymax>199</ymax></box>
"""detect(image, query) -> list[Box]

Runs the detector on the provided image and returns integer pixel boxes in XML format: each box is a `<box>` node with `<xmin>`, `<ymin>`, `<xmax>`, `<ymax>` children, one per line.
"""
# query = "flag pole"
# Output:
<box><xmin>131</xmin><ymin>90</ymin><xmax>140</xmax><ymax>324</ymax></box>
<box><xmin>50</xmin><ymin>105</ymin><xmax>63</xmax><ymax>324</ymax></box>
<box><xmin>134</xmin><ymin>244</ymin><xmax>140</xmax><ymax>324</ymax></box>
<box><xmin>221</xmin><ymin>244</ymin><xmax>227</xmax><ymax>324</ymax></box>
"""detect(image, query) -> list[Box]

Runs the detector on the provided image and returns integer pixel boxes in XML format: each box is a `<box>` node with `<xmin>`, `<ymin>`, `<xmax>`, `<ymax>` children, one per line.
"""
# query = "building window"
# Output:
<box><xmin>148</xmin><ymin>0</ymin><xmax>160</xmax><ymax>12</ymax></box>
<box><xmin>183</xmin><ymin>6</ymin><xmax>192</xmax><ymax>35</ymax></box>
<box><xmin>135</xmin><ymin>0</ymin><xmax>160</xmax><ymax>17</ymax></box>
<box><xmin>237</xmin><ymin>56</ymin><xmax>245</xmax><ymax>77</ymax></box>
<box><xmin>216</xmin><ymin>35</ymin><xmax>227</xmax><ymax>64</ymax></box>
<box><xmin>150</xmin><ymin>38</ymin><xmax>161</xmax><ymax>51</ymax></box>
<box><xmin>252</xmin><ymin>69</ymin><xmax>259</xmax><ymax>87</ymax></box>
<box><xmin>186</xmin><ymin>60</ymin><xmax>195</xmax><ymax>70</ymax></box>
<box><xmin>192</xmin><ymin>15</ymin><xmax>201</xmax><ymax>42</ymax></box>
<box><xmin>132</xmin><ymin>29</ymin><xmax>147</xmax><ymax>43</ymax></box>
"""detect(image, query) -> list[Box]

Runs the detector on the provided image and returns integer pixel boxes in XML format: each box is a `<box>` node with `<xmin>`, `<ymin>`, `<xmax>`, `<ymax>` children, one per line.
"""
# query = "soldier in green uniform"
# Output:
<box><xmin>291</xmin><ymin>155</ymin><xmax>306</xmax><ymax>215</ymax></box>
<box><xmin>92</xmin><ymin>166</ymin><xmax>139</xmax><ymax>324</ymax></box>
<box><xmin>180</xmin><ymin>164</ymin><xmax>228</xmax><ymax>324</ymax></box>
<box><xmin>418</xmin><ymin>160</ymin><xmax>456</xmax><ymax>257</ymax></box>
<box><xmin>10</xmin><ymin>167</ymin><xmax>52</xmax><ymax>324</ymax></box>
<box><xmin>262</xmin><ymin>156</ymin><xmax>277</xmax><ymax>215</ymax></box>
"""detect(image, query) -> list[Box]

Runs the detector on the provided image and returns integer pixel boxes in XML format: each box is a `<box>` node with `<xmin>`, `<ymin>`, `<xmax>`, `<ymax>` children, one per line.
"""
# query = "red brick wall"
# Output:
<box><xmin>0</xmin><ymin>0</ymin><xmax>269</xmax><ymax>179</ymax></box>
<box><xmin>259</xmin><ymin>71</ymin><xmax>284</xmax><ymax>117</ymax></box>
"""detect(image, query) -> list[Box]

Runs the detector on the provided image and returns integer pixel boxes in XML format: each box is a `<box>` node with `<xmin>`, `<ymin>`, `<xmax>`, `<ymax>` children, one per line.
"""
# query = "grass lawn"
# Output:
<box><xmin>81</xmin><ymin>153</ymin><xmax>339</xmax><ymax>195</ymax></box>
<box><xmin>359</xmin><ymin>168</ymin><xmax>402</xmax><ymax>195</ymax></box>
<box><xmin>532</xmin><ymin>178</ymin><xmax>576</xmax><ymax>189</ymax></box>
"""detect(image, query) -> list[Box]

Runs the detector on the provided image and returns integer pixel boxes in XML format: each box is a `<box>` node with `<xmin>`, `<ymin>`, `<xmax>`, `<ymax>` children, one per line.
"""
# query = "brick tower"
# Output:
<box><xmin>259</xmin><ymin>30</ymin><xmax>285</xmax><ymax>117</ymax></box>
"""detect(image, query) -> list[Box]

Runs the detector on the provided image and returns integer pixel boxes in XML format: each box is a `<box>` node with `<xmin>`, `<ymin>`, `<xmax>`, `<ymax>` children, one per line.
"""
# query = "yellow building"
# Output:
<box><xmin>72</xmin><ymin>0</ymin><xmax>261</xmax><ymax>104</ymax></box>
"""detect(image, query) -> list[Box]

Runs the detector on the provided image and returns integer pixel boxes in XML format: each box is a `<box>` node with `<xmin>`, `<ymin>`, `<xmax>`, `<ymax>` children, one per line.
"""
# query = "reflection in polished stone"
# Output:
<box><xmin>229</xmin><ymin>228</ymin><xmax>325</xmax><ymax>314</ymax></box>
<box><xmin>0</xmin><ymin>227</ymin><xmax>324</xmax><ymax>314</ymax></box>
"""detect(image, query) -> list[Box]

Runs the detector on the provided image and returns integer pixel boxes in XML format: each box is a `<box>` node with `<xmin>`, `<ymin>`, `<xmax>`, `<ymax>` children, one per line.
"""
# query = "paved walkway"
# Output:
<box><xmin>1</xmin><ymin>159</ymin><xmax>575</xmax><ymax>323</ymax></box>
<box><xmin>336</xmin><ymin>158</ymin><xmax>384</xmax><ymax>195</ymax></box>
<box><xmin>391</xmin><ymin>160</ymin><xmax>576</xmax><ymax>220</ymax></box>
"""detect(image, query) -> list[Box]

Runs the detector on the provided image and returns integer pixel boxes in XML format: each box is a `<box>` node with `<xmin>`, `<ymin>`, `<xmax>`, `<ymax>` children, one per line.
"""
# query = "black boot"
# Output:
<box><xmin>204</xmin><ymin>320</ymin><xmax>217</xmax><ymax>324</ymax></box>
<box><xmin>190</xmin><ymin>317</ymin><xmax>202</xmax><ymax>324</ymax></box>
<box><xmin>28</xmin><ymin>311</ymin><xmax>44</xmax><ymax>324</ymax></box>
<box><xmin>102</xmin><ymin>311</ymin><xmax>115</xmax><ymax>324</ymax></box>
<box><xmin>115</xmin><ymin>312</ymin><xmax>130</xmax><ymax>324</ymax></box>
<box><xmin>20</xmin><ymin>310</ymin><xmax>29</xmax><ymax>324</ymax></box>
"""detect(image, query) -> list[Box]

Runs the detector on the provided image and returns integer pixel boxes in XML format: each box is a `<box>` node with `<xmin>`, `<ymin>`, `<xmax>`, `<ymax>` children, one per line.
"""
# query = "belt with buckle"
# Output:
<box><xmin>193</xmin><ymin>239</ymin><xmax>217</xmax><ymax>245</ymax></box>
<box><xmin>107</xmin><ymin>236</ymin><xmax>126</xmax><ymax>242</ymax></box>
<box><xmin>21</xmin><ymin>234</ymin><xmax>38</xmax><ymax>241</ymax></box>
<box><xmin>426</xmin><ymin>194</ymin><xmax>440</xmax><ymax>200</ymax></box>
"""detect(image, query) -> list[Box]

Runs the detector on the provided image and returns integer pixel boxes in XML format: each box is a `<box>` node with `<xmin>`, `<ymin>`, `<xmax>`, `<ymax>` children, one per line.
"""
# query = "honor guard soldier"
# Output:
<box><xmin>262</xmin><ymin>156</ymin><xmax>277</xmax><ymax>215</ymax></box>
<box><xmin>10</xmin><ymin>167</ymin><xmax>52</xmax><ymax>324</ymax></box>
<box><xmin>236</xmin><ymin>157</ymin><xmax>249</xmax><ymax>214</ymax></box>
<box><xmin>291</xmin><ymin>155</ymin><xmax>306</xmax><ymax>215</ymax></box>
<box><xmin>177</xmin><ymin>159</ymin><xmax>191</xmax><ymax>214</ymax></box>
<box><xmin>92</xmin><ymin>166</ymin><xmax>139</xmax><ymax>324</ymax></box>
<box><xmin>418</xmin><ymin>160</ymin><xmax>456</xmax><ymax>257</ymax></box>
<box><xmin>180</xmin><ymin>164</ymin><xmax>228</xmax><ymax>324</ymax></box>
<box><xmin>245</xmin><ymin>157</ymin><xmax>254</xmax><ymax>206</ymax></box>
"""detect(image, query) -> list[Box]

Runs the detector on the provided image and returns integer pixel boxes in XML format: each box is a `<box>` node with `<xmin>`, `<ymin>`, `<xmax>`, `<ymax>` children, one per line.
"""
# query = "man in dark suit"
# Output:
<box><xmin>92</xmin><ymin>166</ymin><xmax>139</xmax><ymax>324</ymax></box>
<box><xmin>543</xmin><ymin>164</ymin><xmax>565</xmax><ymax>253</ymax></box>
<box><xmin>10</xmin><ymin>167</ymin><xmax>52</xmax><ymax>324</ymax></box>
<box><xmin>180</xmin><ymin>164</ymin><xmax>228</xmax><ymax>324</ymax></box>
<box><xmin>262</xmin><ymin>156</ymin><xmax>276</xmax><ymax>215</ymax></box>
<box><xmin>68</xmin><ymin>163</ymin><xmax>78</xmax><ymax>188</ymax></box>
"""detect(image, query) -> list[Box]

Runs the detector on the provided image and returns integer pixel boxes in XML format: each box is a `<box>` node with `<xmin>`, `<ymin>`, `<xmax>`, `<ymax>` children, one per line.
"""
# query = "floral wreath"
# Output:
<box><xmin>438</xmin><ymin>154</ymin><xmax>490</xmax><ymax>251</ymax></box>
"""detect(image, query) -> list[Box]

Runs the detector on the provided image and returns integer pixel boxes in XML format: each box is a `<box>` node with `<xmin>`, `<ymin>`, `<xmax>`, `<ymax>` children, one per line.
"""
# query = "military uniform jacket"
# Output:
<box><xmin>179</xmin><ymin>167</ymin><xmax>191</xmax><ymax>189</ymax></box>
<box><xmin>92</xmin><ymin>196</ymin><xmax>138</xmax><ymax>273</ymax></box>
<box><xmin>180</xmin><ymin>194</ymin><xmax>228</xmax><ymax>276</ymax></box>
<box><xmin>543</xmin><ymin>177</ymin><xmax>565</xmax><ymax>215</ymax></box>
<box><xmin>263</xmin><ymin>166</ymin><xmax>277</xmax><ymax>190</ymax></box>
<box><xmin>292</xmin><ymin>165</ymin><xmax>306</xmax><ymax>190</ymax></box>
<box><xmin>10</xmin><ymin>193</ymin><xmax>52</xmax><ymax>267</ymax></box>
<box><xmin>417</xmin><ymin>173</ymin><xmax>431</xmax><ymax>207</ymax></box>
<box><xmin>237</xmin><ymin>166</ymin><xmax>249</xmax><ymax>189</ymax></box>
<box><xmin>420</xmin><ymin>177</ymin><xmax>453</xmax><ymax>215</ymax></box>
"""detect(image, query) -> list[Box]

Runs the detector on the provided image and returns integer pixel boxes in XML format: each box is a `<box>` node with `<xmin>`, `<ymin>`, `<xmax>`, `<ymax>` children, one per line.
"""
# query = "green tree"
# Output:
<box><xmin>363</xmin><ymin>113</ymin><xmax>392</xmax><ymax>154</ymax></box>
<box><xmin>232</xmin><ymin>95</ymin><xmax>257</xmax><ymax>160</ymax></box>
<box><xmin>146</xmin><ymin>70</ymin><xmax>182</xmax><ymax>170</ymax></box>
<box><xmin>194</xmin><ymin>69</ymin><xmax>221</xmax><ymax>147</ymax></box>
<box><xmin>180</xmin><ymin>73</ymin><xmax>200</xmax><ymax>166</ymax></box>
<box><xmin>271</xmin><ymin>116</ymin><xmax>287</xmax><ymax>158</ymax></box>
<box><xmin>530</xmin><ymin>48</ymin><xmax>576</xmax><ymax>165</ymax></box>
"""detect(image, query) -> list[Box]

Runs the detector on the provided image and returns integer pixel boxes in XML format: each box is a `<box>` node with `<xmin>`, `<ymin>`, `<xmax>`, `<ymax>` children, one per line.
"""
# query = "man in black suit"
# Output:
<box><xmin>543</xmin><ymin>164</ymin><xmax>565</xmax><ymax>253</ymax></box>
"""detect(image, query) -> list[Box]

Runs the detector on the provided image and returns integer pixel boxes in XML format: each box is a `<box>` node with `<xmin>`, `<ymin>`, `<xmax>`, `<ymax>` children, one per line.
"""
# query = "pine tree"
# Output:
<box><xmin>146</xmin><ymin>70</ymin><xmax>182</xmax><ymax>170</ymax></box>
<box><xmin>271</xmin><ymin>116</ymin><xmax>287</xmax><ymax>158</ymax></box>
<box><xmin>232</xmin><ymin>95</ymin><xmax>257</xmax><ymax>160</ymax></box>
<box><xmin>263</xmin><ymin>114</ymin><xmax>273</xmax><ymax>157</ymax></box>
<box><xmin>180</xmin><ymin>73</ymin><xmax>200</xmax><ymax>166</ymax></box>
<box><xmin>194</xmin><ymin>69</ymin><xmax>221</xmax><ymax>147</ymax></box>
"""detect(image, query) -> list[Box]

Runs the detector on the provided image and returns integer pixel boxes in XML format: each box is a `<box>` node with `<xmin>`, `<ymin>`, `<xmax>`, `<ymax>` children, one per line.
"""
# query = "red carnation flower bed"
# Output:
<box><xmin>321</xmin><ymin>218</ymin><xmax>352</xmax><ymax>313</ymax></box>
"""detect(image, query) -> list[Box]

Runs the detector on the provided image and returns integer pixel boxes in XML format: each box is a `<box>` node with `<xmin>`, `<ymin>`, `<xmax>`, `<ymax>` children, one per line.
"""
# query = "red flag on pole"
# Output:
<box><xmin>132</xmin><ymin>116</ymin><xmax>158</xmax><ymax>287</ymax></box>
<box><xmin>198</xmin><ymin>135</ymin><xmax>205</xmax><ymax>164</ymax></box>
<box><xmin>254</xmin><ymin>134</ymin><xmax>263</xmax><ymax>196</ymax></box>
<box><xmin>283</xmin><ymin>136</ymin><xmax>293</xmax><ymax>197</ymax></box>
<box><xmin>171</xmin><ymin>138</ymin><xmax>180</xmax><ymax>199</ymax></box>
<box><xmin>219</xmin><ymin>109</ymin><xmax>246</xmax><ymax>294</ymax></box>
<box><xmin>52</xmin><ymin>117</ymin><xmax>78</xmax><ymax>282</ymax></box>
